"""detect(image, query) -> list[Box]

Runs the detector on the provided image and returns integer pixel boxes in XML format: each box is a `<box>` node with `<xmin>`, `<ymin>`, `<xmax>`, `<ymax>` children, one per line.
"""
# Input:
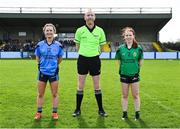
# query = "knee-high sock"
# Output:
<box><xmin>95</xmin><ymin>89</ymin><xmax>103</xmax><ymax>111</ymax></box>
<box><xmin>76</xmin><ymin>90</ymin><xmax>83</xmax><ymax>110</ymax></box>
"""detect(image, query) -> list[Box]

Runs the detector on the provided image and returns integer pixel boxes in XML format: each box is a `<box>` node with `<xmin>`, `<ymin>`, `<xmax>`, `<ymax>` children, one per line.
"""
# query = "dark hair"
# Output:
<box><xmin>121</xmin><ymin>27</ymin><xmax>138</xmax><ymax>48</ymax></box>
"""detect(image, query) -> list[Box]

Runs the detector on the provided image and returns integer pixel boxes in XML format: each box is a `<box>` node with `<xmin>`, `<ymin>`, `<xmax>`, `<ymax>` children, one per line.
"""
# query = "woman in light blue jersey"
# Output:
<box><xmin>34</xmin><ymin>23</ymin><xmax>64</xmax><ymax>120</ymax></box>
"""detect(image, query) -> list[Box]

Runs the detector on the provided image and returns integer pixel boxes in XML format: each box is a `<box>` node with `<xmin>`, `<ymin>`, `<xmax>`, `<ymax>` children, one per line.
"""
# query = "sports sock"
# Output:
<box><xmin>52</xmin><ymin>107</ymin><xmax>58</xmax><ymax>113</ymax></box>
<box><xmin>37</xmin><ymin>107</ymin><xmax>42</xmax><ymax>113</ymax></box>
<box><xmin>76</xmin><ymin>90</ymin><xmax>83</xmax><ymax>110</ymax></box>
<box><xmin>95</xmin><ymin>89</ymin><xmax>103</xmax><ymax>111</ymax></box>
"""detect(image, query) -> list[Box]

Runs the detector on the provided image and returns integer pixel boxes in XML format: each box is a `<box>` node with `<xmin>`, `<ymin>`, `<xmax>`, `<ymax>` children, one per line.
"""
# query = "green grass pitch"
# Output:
<box><xmin>0</xmin><ymin>59</ymin><xmax>180</xmax><ymax>128</ymax></box>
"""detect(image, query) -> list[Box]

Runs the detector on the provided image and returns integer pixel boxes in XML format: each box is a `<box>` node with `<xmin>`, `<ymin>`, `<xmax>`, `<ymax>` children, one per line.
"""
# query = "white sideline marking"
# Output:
<box><xmin>141</xmin><ymin>91</ymin><xmax>180</xmax><ymax>118</ymax></box>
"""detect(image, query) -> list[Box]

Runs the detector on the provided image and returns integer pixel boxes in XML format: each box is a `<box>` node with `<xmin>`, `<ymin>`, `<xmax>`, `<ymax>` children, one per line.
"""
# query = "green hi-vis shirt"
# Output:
<box><xmin>74</xmin><ymin>25</ymin><xmax>106</xmax><ymax>57</ymax></box>
<box><xmin>115</xmin><ymin>43</ymin><xmax>143</xmax><ymax>76</ymax></box>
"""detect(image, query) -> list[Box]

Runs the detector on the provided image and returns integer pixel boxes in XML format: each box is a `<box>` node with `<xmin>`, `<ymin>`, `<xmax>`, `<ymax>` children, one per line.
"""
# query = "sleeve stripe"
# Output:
<box><xmin>74</xmin><ymin>39</ymin><xmax>80</xmax><ymax>43</ymax></box>
<box><xmin>100</xmin><ymin>41</ymin><xmax>106</xmax><ymax>45</ymax></box>
<box><xmin>58</xmin><ymin>43</ymin><xmax>63</xmax><ymax>48</ymax></box>
<box><xmin>35</xmin><ymin>45</ymin><xmax>39</xmax><ymax>49</ymax></box>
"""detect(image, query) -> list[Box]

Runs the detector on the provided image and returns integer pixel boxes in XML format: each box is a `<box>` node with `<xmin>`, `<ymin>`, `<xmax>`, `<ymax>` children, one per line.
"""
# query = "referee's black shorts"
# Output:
<box><xmin>77</xmin><ymin>55</ymin><xmax>101</xmax><ymax>76</ymax></box>
<box><xmin>120</xmin><ymin>74</ymin><xmax>139</xmax><ymax>83</ymax></box>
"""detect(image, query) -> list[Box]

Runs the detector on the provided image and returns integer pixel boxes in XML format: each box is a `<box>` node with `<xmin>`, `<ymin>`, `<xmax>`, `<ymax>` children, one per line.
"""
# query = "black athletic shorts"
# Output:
<box><xmin>77</xmin><ymin>55</ymin><xmax>101</xmax><ymax>76</ymax></box>
<box><xmin>38</xmin><ymin>72</ymin><xmax>59</xmax><ymax>83</ymax></box>
<box><xmin>120</xmin><ymin>74</ymin><xmax>139</xmax><ymax>83</ymax></box>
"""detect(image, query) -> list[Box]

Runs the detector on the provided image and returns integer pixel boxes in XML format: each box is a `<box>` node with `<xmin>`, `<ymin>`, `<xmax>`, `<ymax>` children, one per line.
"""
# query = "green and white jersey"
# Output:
<box><xmin>74</xmin><ymin>25</ymin><xmax>106</xmax><ymax>57</ymax></box>
<box><xmin>115</xmin><ymin>43</ymin><xmax>143</xmax><ymax>76</ymax></box>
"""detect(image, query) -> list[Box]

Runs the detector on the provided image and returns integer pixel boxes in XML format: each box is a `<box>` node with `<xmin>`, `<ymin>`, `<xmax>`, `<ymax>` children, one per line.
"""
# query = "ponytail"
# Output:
<box><xmin>133</xmin><ymin>38</ymin><xmax>138</xmax><ymax>48</ymax></box>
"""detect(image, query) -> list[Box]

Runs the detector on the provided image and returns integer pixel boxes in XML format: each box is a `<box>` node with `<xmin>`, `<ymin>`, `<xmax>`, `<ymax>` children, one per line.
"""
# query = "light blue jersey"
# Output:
<box><xmin>35</xmin><ymin>40</ymin><xmax>64</xmax><ymax>76</ymax></box>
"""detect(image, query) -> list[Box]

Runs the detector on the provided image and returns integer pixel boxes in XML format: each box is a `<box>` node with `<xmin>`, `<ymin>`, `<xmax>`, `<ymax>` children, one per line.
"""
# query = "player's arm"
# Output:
<box><xmin>115</xmin><ymin>48</ymin><xmax>121</xmax><ymax>65</ymax></box>
<box><xmin>99</xmin><ymin>29</ymin><xmax>106</xmax><ymax>52</ymax></box>
<box><xmin>35</xmin><ymin>44</ymin><xmax>40</xmax><ymax>63</ymax></box>
<box><xmin>57</xmin><ymin>45</ymin><xmax>64</xmax><ymax>64</ymax></box>
<box><xmin>36</xmin><ymin>56</ymin><xmax>40</xmax><ymax>62</ymax></box>
<box><xmin>139</xmin><ymin>47</ymin><xmax>144</xmax><ymax>67</ymax></box>
<box><xmin>76</xmin><ymin>44</ymin><xmax>80</xmax><ymax>51</ymax></box>
<box><xmin>58</xmin><ymin>57</ymin><xmax>63</xmax><ymax>64</ymax></box>
<box><xmin>35</xmin><ymin>46</ymin><xmax>40</xmax><ymax>63</ymax></box>
<box><xmin>74</xmin><ymin>28</ymin><xmax>80</xmax><ymax>52</ymax></box>
<box><xmin>139</xmin><ymin>59</ymin><xmax>143</xmax><ymax>67</ymax></box>
<box><xmin>117</xmin><ymin>60</ymin><xmax>121</xmax><ymax>65</ymax></box>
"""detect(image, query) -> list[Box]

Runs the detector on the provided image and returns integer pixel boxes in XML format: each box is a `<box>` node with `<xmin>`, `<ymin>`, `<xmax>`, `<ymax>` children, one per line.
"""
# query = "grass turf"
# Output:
<box><xmin>0</xmin><ymin>59</ymin><xmax>180</xmax><ymax>128</ymax></box>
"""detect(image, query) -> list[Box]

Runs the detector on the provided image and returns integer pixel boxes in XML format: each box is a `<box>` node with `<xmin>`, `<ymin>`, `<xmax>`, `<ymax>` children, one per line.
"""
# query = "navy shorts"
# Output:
<box><xmin>77</xmin><ymin>55</ymin><xmax>101</xmax><ymax>76</ymax></box>
<box><xmin>120</xmin><ymin>74</ymin><xmax>139</xmax><ymax>83</ymax></box>
<box><xmin>38</xmin><ymin>72</ymin><xmax>59</xmax><ymax>83</ymax></box>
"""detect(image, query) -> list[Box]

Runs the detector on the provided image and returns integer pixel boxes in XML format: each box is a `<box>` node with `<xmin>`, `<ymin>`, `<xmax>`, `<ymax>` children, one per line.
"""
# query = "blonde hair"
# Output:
<box><xmin>121</xmin><ymin>27</ymin><xmax>138</xmax><ymax>48</ymax></box>
<box><xmin>43</xmin><ymin>23</ymin><xmax>56</xmax><ymax>34</ymax></box>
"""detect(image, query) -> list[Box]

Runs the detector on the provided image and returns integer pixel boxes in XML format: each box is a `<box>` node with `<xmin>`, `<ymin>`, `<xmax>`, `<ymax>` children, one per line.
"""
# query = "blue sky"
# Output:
<box><xmin>0</xmin><ymin>0</ymin><xmax>179</xmax><ymax>42</ymax></box>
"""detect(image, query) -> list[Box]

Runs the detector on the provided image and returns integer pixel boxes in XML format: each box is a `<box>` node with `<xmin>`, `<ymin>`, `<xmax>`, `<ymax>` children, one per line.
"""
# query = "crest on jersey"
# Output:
<box><xmin>47</xmin><ymin>48</ymin><xmax>51</xmax><ymax>52</ymax></box>
<box><xmin>133</xmin><ymin>52</ymin><xmax>137</xmax><ymax>57</ymax></box>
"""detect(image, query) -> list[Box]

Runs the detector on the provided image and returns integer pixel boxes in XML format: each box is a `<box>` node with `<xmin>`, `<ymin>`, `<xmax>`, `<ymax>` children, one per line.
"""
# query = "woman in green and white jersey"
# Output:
<box><xmin>115</xmin><ymin>27</ymin><xmax>143</xmax><ymax>120</ymax></box>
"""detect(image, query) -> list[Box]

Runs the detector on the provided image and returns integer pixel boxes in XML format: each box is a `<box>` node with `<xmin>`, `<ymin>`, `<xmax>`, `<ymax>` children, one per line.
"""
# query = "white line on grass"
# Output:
<box><xmin>141</xmin><ymin>91</ymin><xmax>180</xmax><ymax>118</ymax></box>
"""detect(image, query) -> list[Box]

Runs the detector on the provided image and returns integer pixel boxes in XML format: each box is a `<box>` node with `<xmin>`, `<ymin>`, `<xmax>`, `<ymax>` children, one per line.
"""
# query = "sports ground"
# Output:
<box><xmin>0</xmin><ymin>59</ymin><xmax>180</xmax><ymax>128</ymax></box>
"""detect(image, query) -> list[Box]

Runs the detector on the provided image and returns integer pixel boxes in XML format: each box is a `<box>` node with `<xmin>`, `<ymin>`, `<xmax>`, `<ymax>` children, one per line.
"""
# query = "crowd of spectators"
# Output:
<box><xmin>2</xmin><ymin>39</ymin><xmax>177</xmax><ymax>52</ymax></box>
<box><xmin>0</xmin><ymin>40</ymin><xmax>36</xmax><ymax>52</ymax></box>
<box><xmin>0</xmin><ymin>39</ymin><xmax>76</xmax><ymax>52</ymax></box>
<box><xmin>59</xmin><ymin>39</ymin><xmax>75</xmax><ymax>48</ymax></box>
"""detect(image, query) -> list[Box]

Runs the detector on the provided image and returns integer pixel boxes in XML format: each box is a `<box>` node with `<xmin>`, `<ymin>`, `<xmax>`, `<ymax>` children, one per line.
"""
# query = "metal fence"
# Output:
<box><xmin>0</xmin><ymin>7</ymin><xmax>172</xmax><ymax>14</ymax></box>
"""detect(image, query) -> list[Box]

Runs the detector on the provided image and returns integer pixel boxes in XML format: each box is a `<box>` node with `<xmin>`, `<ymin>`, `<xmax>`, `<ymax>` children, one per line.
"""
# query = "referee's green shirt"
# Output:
<box><xmin>75</xmin><ymin>25</ymin><xmax>106</xmax><ymax>57</ymax></box>
<box><xmin>115</xmin><ymin>43</ymin><xmax>143</xmax><ymax>76</ymax></box>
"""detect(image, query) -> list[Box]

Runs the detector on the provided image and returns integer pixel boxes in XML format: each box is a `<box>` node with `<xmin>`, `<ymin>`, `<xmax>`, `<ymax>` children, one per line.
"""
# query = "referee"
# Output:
<box><xmin>72</xmin><ymin>9</ymin><xmax>108</xmax><ymax>117</ymax></box>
